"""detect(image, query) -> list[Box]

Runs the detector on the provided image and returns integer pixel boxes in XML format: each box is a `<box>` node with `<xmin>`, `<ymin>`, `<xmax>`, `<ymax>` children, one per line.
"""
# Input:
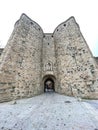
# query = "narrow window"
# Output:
<box><xmin>30</xmin><ymin>22</ymin><xmax>33</xmax><ymax>25</ymax></box>
<box><xmin>64</xmin><ymin>24</ymin><xmax>66</xmax><ymax>26</ymax></box>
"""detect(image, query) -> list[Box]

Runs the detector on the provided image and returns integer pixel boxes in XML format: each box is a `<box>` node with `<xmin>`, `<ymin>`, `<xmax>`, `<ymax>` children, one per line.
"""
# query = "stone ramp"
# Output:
<box><xmin>0</xmin><ymin>93</ymin><xmax>98</xmax><ymax>130</ymax></box>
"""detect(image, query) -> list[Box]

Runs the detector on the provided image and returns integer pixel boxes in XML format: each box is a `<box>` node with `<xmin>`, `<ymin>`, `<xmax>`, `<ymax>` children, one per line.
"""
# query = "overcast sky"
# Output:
<box><xmin>0</xmin><ymin>0</ymin><xmax>98</xmax><ymax>56</ymax></box>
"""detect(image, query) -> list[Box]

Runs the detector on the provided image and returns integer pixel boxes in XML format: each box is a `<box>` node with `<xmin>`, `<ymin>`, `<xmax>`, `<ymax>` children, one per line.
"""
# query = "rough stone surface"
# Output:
<box><xmin>0</xmin><ymin>93</ymin><xmax>98</xmax><ymax>130</ymax></box>
<box><xmin>0</xmin><ymin>49</ymin><xmax>3</xmax><ymax>56</ymax></box>
<box><xmin>94</xmin><ymin>57</ymin><xmax>98</xmax><ymax>64</ymax></box>
<box><xmin>0</xmin><ymin>13</ymin><xmax>98</xmax><ymax>102</ymax></box>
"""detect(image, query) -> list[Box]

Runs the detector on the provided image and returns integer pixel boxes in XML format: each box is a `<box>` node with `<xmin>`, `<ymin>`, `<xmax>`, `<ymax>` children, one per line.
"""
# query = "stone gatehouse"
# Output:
<box><xmin>0</xmin><ymin>13</ymin><xmax>98</xmax><ymax>102</ymax></box>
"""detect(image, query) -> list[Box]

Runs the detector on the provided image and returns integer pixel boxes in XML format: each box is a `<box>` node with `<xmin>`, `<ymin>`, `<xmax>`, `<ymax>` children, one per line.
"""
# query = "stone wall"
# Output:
<box><xmin>0</xmin><ymin>49</ymin><xmax>3</xmax><ymax>61</ymax></box>
<box><xmin>94</xmin><ymin>57</ymin><xmax>98</xmax><ymax>64</ymax></box>
<box><xmin>53</xmin><ymin>17</ymin><xmax>98</xmax><ymax>98</ymax></box>
<box><xmin>0</xmin><ymin>14</ymin><xmax>43</xmax><ymax>102</ymax></box>
<box><xmin>42</xmin><ymin>33</ymin><xmax>57</xmax><ymax>90</ymax></box>
<box><xmin>0</xmin><ymin>14</ymin><xmax>98</xmax><ymax>102</ymax></box>
<box><xmin>0</xmin><ymin>48</ymin><xmax>3</xmax><ymax>56</ymax></box>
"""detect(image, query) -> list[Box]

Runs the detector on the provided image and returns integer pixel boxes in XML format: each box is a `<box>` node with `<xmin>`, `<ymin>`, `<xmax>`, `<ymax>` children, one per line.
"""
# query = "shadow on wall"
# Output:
<box><xmin>42</xmin><ymin>75</ymin><xmax>56</xmax><ymax>92</ymax></box>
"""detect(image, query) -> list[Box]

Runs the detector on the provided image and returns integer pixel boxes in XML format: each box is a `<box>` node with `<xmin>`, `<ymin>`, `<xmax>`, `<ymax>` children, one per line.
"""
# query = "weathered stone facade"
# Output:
<box><xmin>0</xmin><ymin>13</ymin><xmax>98</xmax><ymax>102</ymax></box>
<box><xmin>0</xmin><ymin>48</ymin><xmax>3</xmax><ymax>56</ymax></box>
<box><xmin>94</xmin><ymin>57</ymin><xmax>98</xmax><ymax>64</ymax></box>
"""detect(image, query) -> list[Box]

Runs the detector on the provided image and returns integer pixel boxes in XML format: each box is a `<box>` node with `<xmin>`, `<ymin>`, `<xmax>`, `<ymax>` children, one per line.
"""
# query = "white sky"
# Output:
<box><xmin>0</xmin><ymin>0</ymin><xmax>98</xmax><ymax>56</ymax></box>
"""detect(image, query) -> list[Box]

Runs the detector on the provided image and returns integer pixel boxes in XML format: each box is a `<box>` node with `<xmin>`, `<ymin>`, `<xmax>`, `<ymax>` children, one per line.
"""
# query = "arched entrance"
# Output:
<box><xmin>44</xmin><ymin>78</ymin><xmax>55</xmax><ymax>92</ymax></box>
<box><xmin>43</xmin><ymin>75</ymin><xmax>56</xmax><ymax>92</ymax></box>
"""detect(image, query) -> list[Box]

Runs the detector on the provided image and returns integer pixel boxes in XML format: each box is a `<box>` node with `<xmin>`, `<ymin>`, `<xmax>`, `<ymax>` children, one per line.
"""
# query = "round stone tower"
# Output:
<box><xmin>0</xmin><ymin>14</ymin><xmax>43</xmax><ymax>101</ymax></box>
<box><xmin>53</xmin><ymin>17</ymin><xmax>98</xmax><ymax>98</ymax></box>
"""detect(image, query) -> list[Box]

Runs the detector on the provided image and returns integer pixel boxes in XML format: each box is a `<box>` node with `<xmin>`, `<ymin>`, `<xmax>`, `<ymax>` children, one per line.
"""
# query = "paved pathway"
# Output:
<box><xmin>0</xmin><ymin>92</ymin><xmax>98</xmax><ymax>130</ymax></box>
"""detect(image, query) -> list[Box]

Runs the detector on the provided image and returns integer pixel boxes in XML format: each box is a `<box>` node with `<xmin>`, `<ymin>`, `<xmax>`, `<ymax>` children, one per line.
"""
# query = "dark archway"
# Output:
<box><xmin>44</xmin><ymin>77</ymin><xmax>55</xmax><ymax>92</ymax></box>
